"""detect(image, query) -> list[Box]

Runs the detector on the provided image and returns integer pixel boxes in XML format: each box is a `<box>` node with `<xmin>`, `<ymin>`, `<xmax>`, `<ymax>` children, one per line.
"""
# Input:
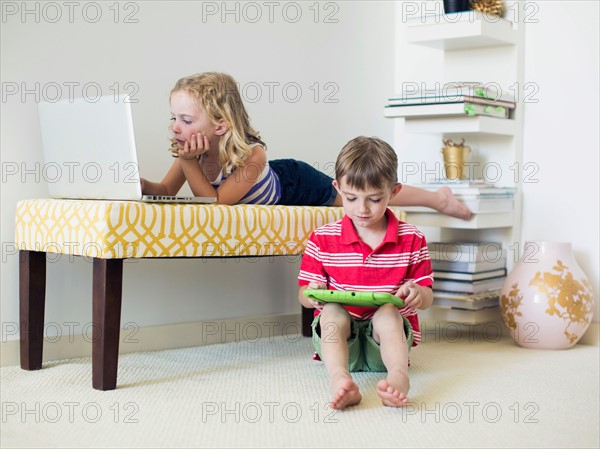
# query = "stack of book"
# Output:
<box><xmin>384</xmin><ymin>82</ymin><xmax>516</xmax><ymax>119</ymax></box>
<box><xmin>432</xmin><ymin>289</ymin><xmax>502</xmax><ymax>311</ymax></box>
<box><xmin>407</xmin><ymin>179</ymin><xmax>515</xmax><ymax>214</ymax></box>
<box><xmin>428</xmin><ymin>241</ymin><xmax>507</xmax><ymax>312</ymax></box>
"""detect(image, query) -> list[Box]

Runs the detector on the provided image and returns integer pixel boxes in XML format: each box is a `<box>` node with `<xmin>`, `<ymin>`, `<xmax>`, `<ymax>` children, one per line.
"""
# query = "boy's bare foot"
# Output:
<box><xmin>330</xmin><ymin>378</ymin><xmax>362</xmax><ymax>410</ymax></box>
<box><xmin>436</xmin><ymin>186</ymin><xmax>472</xmax><ymax>220</ymax></box>
<box><xmin>376</xmin><ymin>373</ymin><xmax>409</xmax><ymax>407</ymax></box>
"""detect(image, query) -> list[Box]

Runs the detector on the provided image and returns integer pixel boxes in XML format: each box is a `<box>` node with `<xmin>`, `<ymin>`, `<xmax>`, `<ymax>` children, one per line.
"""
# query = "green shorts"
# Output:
<box><xmin>311</xmin><ymin>313</ymin><xmax>414</xmax><ymax>373</ymax></box>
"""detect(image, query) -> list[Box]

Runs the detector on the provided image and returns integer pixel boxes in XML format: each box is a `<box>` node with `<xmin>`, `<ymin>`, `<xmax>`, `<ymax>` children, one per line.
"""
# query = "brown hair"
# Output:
<box><xmin>334</xmin><ymin>136</ymin><xmax>398</xmax><ymax>190</ymax></box>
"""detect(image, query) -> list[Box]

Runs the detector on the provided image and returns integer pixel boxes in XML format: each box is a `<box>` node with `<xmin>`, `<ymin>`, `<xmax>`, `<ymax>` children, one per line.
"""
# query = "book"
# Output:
<box><xmin>429</xmin><ymin>241</ymin><xmax>505</xmax><ymax>263</ymax></box>
<box><xmin>433</xmin><ymin>290</ymin><xmax>500</xmax><ymax>310</ymax></box>
<box><xmin>433</xmin><ymin>289</ymin><xmax>502</xmax><ymax>300</ymax></box>
<box><xmin>433</xmin><ymin>276</ymin><xmax>506</xmax><ymax>293</ymax></box>
<box><xmin>431</xmin><ymin>258</ymin><xmax>507</xmax><ymax>273</ymax></box>
<box><xmin>399</xmin><ymin>211</ymin><xmax>513</xmax><ymax>228</ymax></box>
<box><xmin>459</xmin><ymin>197</ymin><xmax>514</xmax><ymax>213</ymax></box>
<box><xmin>384</xmin><ymin>102</ymin><xmax>509</xmax><ymax>119</ymax></box>
<box><xmin>434</xmin><ymin>268</ymin><xmax>506</xmax><ymax>281</ymax></box>
<box><xmin>389</xmin><ymin>81</ymin><xmax>515</xmax><ymax>104</ymax></box>
<box><xmin>387</xmin><ymin>95</ymin><xmax>516</xmax><ymax>108</ymax></box>
<box><xmin>432</xmin><ymin>289</ymin><xmax>501</xmax><ymax>311</ymax></box>
<box><xmin>449</xmin><ymin>187</ymin><xmax>515</xmax><ymax>195</ymax></box>
<box><xmin>432</xmin><ymin>298</ymin><xmax>499</xmax><ymax>311</ymax></box>
<box><xmin>455</xmin><ymin>193</ymin><xmax>514</xmax><ymax>199</ymax></box>
<box><xmin>399</xmin><ymin>197</ymin><xmax>513</xmax><ymax>213</ymax></box>
<box><xmin>416</xmin><ymin>179</ymin><xmax>492</xmax><ymax>187</ymax></box>
<box><xmin>412</xmin><ymin>180</ymin><xmax>516</xmax><ymax>196</ymax></box>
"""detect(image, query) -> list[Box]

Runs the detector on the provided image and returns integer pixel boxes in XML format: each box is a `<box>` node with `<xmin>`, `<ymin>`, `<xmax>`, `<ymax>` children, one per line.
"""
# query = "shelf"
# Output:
<box><xmin>403</xmin><ymin>116</ymin><xmax>516</xmax><ymax>136</ymax></box>
<box><xmin>396</xmin><ymin>8</ymin><xmax>524</xmax><ymax>324</ymax></box>
<box><xmin>403</xmin><ymin>211</ymin><xmax>514</xmax><ymax>229</ymax></box>
<box><xmin>407</xmin><ymin>12</ymin><xmax>517</xmax><ymax>50</ymax></box>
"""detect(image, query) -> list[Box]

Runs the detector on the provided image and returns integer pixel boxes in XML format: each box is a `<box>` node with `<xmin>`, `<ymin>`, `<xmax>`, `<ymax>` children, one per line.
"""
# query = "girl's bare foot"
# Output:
<box><xmin>330</xmin><ymin>377</ymin><xmax>362</xmax><ymax>410</ymax></box>
<box><xmin>376</xmin><ymin>371</ymin><xmax>409</xmax><ymax>407</ymax></box>
<box><xmin>437</xmin><ymin>186</ymin><xmax>472</xmax><ymax>220</ymax></box>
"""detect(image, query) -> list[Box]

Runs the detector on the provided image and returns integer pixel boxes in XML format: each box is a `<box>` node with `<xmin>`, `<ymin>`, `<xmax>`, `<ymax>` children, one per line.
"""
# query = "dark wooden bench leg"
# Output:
<box><xmin>19</xmin><ymin>250</ymin><xmax>46</xmax><ymax>370</ymax></box>
<box><xmin>302</xmin><ymin>306</ymin><xmax>313</xmax><ymax>337</ymax></box>
<box><xmin>92</xmin><ymin>258</ymin><xmax>123</xmax><ymax>391</ymax></box>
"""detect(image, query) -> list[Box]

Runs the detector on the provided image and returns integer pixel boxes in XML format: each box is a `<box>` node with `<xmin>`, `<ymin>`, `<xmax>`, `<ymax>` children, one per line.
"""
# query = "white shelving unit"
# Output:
<box><xmin>392</xmin><ymin>7</ymin><xmax>525</xmax><ymax>324</ymax></box>
<box><xmin>403</xmin><ymin>115</ymin><xmax>517</xmax><ymax>136</ymax></box>
<box><xmin>406</xmin><ymin>10</ymin><xmax>518</xmax><ymax>49</ymax></box>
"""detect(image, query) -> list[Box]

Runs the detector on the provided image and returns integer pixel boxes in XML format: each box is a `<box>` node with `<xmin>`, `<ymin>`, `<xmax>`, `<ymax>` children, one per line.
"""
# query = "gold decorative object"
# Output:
<box><xmin>469</xmin><ymin>0</ymin><xmax>505</xmax><ymax>17</ymax></box>
<box><xmin>500</xmin><ymin>242</ymin><xmax>594</xmax><ymax>349</ymax></box>
<box><xmin>500</xmin><ymin>284</ymin><xmax>523</xmax><ymax>331</ymax></box>
<box><xmin>530</xmin><ymin>261</ymin><xmax>594</xmax><ymax>345</ymax></box>
<box><xmin>441</xmin><ymin>138</ymin><xmax>471</xmax><ymax>180</ymax></box>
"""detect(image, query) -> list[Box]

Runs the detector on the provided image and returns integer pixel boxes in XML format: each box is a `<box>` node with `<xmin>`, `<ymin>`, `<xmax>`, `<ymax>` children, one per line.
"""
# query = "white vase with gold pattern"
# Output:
<box><xmin>500</xmin><ymin>241</ymin><xmax>594</xmax><ymax>349</ymax></box>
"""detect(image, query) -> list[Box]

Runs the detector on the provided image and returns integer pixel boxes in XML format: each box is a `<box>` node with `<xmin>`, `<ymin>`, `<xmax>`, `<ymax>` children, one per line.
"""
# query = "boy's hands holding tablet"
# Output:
<box><xmin>303</xmin><ymin>287</ymin><xmax>407</xmax><ymax>308</ymax></box>
<box><xmin>396</xmin><ymin>281</ymin><xmax>433</xmax><ymax>310</ymax></box>
<box><xmin>301</xmin><ymin>281</ymin><xmax>327</xmax><ymax>310</ymax></box>
<box><xmin>301</xmin><ymin>281</ymin><xmax>433</xmax><ymax>310</ymax></box>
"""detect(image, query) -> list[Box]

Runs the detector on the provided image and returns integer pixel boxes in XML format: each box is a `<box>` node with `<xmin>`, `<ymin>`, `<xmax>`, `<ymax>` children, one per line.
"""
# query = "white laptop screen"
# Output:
<box><xmin>38</xmin><ymin>94</ymin><xmax>143</xmax><ymax>200</ymax></box>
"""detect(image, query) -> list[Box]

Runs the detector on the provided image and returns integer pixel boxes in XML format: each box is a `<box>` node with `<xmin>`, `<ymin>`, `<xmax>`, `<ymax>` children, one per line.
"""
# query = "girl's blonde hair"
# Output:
<box><xmin>170</xmin><ymin>72</ymin><xmax>265</xmax><ymax>175</ymax></box>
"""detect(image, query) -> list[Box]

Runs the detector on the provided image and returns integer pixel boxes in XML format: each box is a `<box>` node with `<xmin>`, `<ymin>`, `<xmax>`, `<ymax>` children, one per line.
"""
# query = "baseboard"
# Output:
<box><xmin>580</xmin><ymin>321</ymin><xmax>599</xmax><ymax>346</ymax></box>
<box><xmin>1</xmin><ymin>313</ymin><xmax>302</xmax><ymax>367</ymax></box>
<box><xmin>3</xmin><ymin>314</ymin><xmax>597</xmax><ymax>367</ymax></box>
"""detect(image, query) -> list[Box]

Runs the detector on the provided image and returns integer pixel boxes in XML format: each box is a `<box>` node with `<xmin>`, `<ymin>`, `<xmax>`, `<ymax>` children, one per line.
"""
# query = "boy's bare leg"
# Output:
<box><xmin>371</xmin><ymin>304</ymin><xmax>410</xmax><ymax>407</ymax></box>
<box><xmin>388</xmin><ymin>185</ymin><xmax>472</xmax><ymax>220</ymax></box>
<box><xmin>319</xmin><ymin>304</ymin><xmax>362</xmax><ymax>410</ymax></box>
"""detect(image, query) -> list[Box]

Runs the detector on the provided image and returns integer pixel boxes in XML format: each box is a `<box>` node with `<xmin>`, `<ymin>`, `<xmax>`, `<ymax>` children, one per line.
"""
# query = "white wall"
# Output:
<box><xmin>0</xmin><ymin>1</ymin><xmax>395</xmax><ymax>342</ymax></box>
<box><xmin>520</xmin><ymin>1</ymin><xmax>599</xmax><ymax>323</ymax></box>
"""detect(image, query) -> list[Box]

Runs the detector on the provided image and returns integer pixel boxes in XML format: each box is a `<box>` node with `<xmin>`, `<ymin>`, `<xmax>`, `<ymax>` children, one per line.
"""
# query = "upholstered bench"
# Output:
<box><xmin>15</xmin><ymin>199</ymin><xmax>406</xmax><ymax>390</ymax></box>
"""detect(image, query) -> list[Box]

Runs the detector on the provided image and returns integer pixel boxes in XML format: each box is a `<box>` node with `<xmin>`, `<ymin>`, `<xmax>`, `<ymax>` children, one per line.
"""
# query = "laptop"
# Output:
<box><xmin>37</xmin><ymin>94</ymin><xmax>216</xmax><ymax>204</ymax></box>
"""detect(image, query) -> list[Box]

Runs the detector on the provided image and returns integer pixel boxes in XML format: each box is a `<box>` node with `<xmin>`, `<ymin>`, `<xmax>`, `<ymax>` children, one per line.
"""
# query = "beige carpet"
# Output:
<box><xmin>1</xmin><ymin>331</ymin><xmax>599</xmax><ymax>448</ymax></box>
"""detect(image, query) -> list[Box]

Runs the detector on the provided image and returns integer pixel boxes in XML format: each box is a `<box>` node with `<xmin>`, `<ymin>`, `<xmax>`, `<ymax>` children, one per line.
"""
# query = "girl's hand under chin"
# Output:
<box><xmin>178</xmin><ymin>132</ymin><xmax>210</xmax><ymax>160</ymax></box>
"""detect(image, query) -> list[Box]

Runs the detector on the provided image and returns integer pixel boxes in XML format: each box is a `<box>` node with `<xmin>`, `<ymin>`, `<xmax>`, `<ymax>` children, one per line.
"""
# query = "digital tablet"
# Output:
<box><xmin>303</xmin><ymin>289</ymin><xmax>406</xmax><ymax>307</ymax></box>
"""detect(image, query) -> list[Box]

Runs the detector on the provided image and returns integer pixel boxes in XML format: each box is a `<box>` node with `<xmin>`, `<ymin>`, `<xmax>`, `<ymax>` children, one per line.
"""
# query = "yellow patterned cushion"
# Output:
<box><xmin>14</xmin><ymin>199</ymin><xmax>406</xmax><ymax>259</ymax></box>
